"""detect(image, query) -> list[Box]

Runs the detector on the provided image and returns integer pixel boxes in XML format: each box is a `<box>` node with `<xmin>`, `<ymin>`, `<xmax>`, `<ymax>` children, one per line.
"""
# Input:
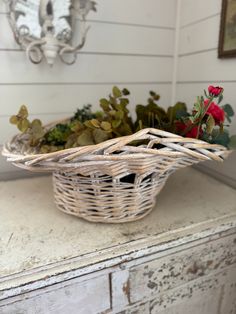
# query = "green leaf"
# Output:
<box><xmin>90</xmin><ymin>119</ymin><xmax>100</xmax><ymax>128</ymax></box>
<box><xmin>220</xmin><ymin>123</ymin><xmax>224</xmax><ymax>134</ymax></box>
<box><xmin>149</xmin><ymin>91</ymin><xmax>160</xmax><ymax>101</ymax></box>
<box><xmin>17</xmin><ymin>119</ymin><xmax>30</xmax><ymax>132</ymax></box>
<box><xmin>153</xmin><ymin>94</ymin><xmax>160</xmax><ymax>101</ymax></box>
<box><xmin>31</xmin><ymin>119</ymin><xmax>42</xmax><ymax>128</ymax></box>
<box><xmin>93</xmin><ymin>129</ymin><xmax>110</xmax><ymax>144</ymax></box>
<box><xmin>206</xmin><ymin>114</ymin><xmax>215</xmax><ymax>134</ymax></box>
<box><xmin>119</xmin><ymin>98</ymin><xmax>129</xmax><ymax>107</ymax></box>
<box><xmin>95</xmin><ymin>111</ymin><xmax>104</xmax><ymax>119</ymax></box>
<box><xmin>108</xmin><ymin>110</ymin><xmax>116</xmax><ymax>117</ymax></box>
<box><xmin>122</xmin><ymin>88</ymin><xmax>130</xmax><ymax>96</ymax></box>
<box><xmin>70</xmin><ymin>121</ymin><xmax>83</xmax><ymax>132</ymax></box>
<box><xmin>189</xmin><ymin>116</ymin><xmax>195</xmax><ymax>123</ymax></box>
<box><xmin>9</xmin><ymin>115</ymin><xmax>18</xmax><ymax>125</ymax></box>
<box><xmin>84</xmin><ymin>120</ymin><xmax>98</xmax><ymax>129</ymax></box>
<box><xmin>101</xmin><ymin>121</ymin><xmax>112</xmax><ymax>131</ymax></box>
<box><xmin>211</xmin><ymin>130</ymin><xmax>230</xmax><ymax>148</ymax></box>
<box><xmin>138</xmin><ymin>120</ymin><xmax>143</xmax><ymax>130</ymax></box>
<box><xmin>176</xmin><ymin>110</ymin><xmax>189</xmax><ymax>119</ymax></box>
<box><xmin>109</xmin><ymin>96</ymin><xmax>117</xmax><ymax>107</ymax></box>
<box><xmin>149</xmin><ymin>91</ymin><xmax>156</xmax><ymax>97</ymax></box>
<box><xmin>72</xmin><ymin>104</ymin><xmax>95</xmax><ymax>122</ymax></box>
<box><xmin>223</xmin><ymin>104</ymin><xmax>234</xmax><ymax>123</ymax></box>
<box><xmin>112</xmin><ymin>119</ymin><xmax>122</xmax><ymax>128</ymax></box>
<box><xmin>115</xmin><ymin>110</ymin><xmax>124</xmax><ymax>120</ymax></box>
<box><xmin>112</xmin><ymin>86</ymin><xmax>122</xmax><ymax>98</ymax></box>
<box><xmin>40</xmin><ymin>145</ymin><xmax>51</xmax><ymax>153</ymax></box>
<box><xmin>229</xmin><ymin>135</ymin><xmax>236</xmax><ymax>150</ymax></box>
<box><xmin>77</xmin><ymin>130</ymin><xmax>94</xmax><ymax>146</ymax></box>
<box><xmin>100</xmin><ymin>98</ymin><xmax>110</xmax><ymax>111</ymax></box>
<box><xmin>31</xmin><ymin>119</ymin><xmax>45</xmax><ymax>139</ymax></box>
<box><xmin>117</xmin><ymin>122</ymin><xmax>133</xmax><ymax>135</ymax></box>
<box><xmin>65</xmin><ymin>133</ymin><xmax>78</xmax><ymax>148</ymax></box>
<box><xmin>18</xmin><ymin>105</ymin><xmax>28</xmax><ymax>119</ymax></box>
<box><xmin>193</xmin><ymin>101</ymin><xmax>204</xmax><ymax>120</ymax></box>
<box><xmin>218</xmin><ymin>94</ymin><xmax>223</xmax><ymax>104</ymax></box>
<box><xmin>46</xmin><ymin>123</ymin><xmax>71</xmax><ymax>145</ymax></box>
<box><xmin>168</xmin><ymin>102</ymin><xmax>187</xmax><ymax>122</ymax></box>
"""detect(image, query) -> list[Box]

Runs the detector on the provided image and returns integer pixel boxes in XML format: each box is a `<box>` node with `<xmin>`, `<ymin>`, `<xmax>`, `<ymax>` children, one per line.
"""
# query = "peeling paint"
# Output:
<box><xmin>129</xmin><ymin>234</ymin><xmax>236</xmax><ymax>304</ymax></box>
<box><xmin>122</xmin><ymin>280</ymin><xmax>130</xmax><ymax>304</ymax></box>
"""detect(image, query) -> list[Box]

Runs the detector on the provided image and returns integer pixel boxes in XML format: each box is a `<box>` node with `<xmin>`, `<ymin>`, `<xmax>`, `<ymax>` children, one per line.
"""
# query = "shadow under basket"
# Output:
<box><xmin>2</xmin><ymin>127</ymin><xmax>231</xmax><ymax>223</ymax></box>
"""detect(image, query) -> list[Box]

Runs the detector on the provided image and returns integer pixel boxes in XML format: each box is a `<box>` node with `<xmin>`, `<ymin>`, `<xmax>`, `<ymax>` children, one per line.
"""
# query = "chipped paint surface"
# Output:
<box><xmin>129</xmin><ymin>234</ymin><xmax>236</xmax><ymax>303</ymax></box>
<box><xmin>115</xmin><ymin>265</ymin><xmax>236</xmax><ymax>314</ymax></box>
<box><xmin>149</xmin><ymin>265</ymin><xmax>236</xmax><ymax>313</ymax></box>
<box><xmin>0</xmin><ymin>168</ymin><xmax>236</xmax><ymax>313</ymax></box>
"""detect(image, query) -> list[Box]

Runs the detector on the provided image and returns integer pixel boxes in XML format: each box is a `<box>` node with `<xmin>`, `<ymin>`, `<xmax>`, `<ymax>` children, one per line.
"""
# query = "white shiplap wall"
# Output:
<box><xmin>175</xmin><ymin>0</ymin><xmax>236</xmax><ymax>186</ymax></box>
<box><xmin>0</xmin><ymin>0</ymin><xmax>177</xmax><ymax>179</ymax></box>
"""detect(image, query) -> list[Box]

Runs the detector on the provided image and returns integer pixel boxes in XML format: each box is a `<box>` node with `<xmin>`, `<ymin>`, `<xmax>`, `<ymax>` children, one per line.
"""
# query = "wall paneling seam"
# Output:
<box><xmin>171</xmin><ymin>0</ymin><xmax>182</xmax><ymax>105</ymax></box>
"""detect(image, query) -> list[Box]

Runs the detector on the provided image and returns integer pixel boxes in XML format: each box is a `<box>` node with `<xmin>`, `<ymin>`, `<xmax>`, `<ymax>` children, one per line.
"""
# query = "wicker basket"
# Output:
<box><xmin>2</xmin><ymin>126</ymin><xmax>230</xmax><ymax>223</ymax></box>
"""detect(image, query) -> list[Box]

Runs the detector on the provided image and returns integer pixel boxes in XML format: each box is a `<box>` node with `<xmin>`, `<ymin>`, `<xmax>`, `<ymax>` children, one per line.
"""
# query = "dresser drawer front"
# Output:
<box><xmin>129</xmin><ymin>234</ymin><xmax>236</xmax><ymax>303</ymax></box>
<box><xmin>0</xmin><ymin>274</ymin><xmax>110</xmax><ymax>314</ymax></box>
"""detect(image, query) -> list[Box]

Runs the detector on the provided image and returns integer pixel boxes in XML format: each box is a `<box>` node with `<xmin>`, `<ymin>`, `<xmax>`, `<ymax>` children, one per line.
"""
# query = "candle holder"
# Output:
<box><xmin>5</xmin><ymin>0</ymin><xmax>96</xmax><ymax>66</ymax></box>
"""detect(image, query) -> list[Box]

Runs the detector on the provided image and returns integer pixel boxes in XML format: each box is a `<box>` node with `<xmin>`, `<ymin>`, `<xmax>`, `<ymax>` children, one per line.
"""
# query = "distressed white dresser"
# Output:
<box><xmin>0</xmin><ymin>168</ymin><xmax>236</xmax><ymax>314</ymax></box>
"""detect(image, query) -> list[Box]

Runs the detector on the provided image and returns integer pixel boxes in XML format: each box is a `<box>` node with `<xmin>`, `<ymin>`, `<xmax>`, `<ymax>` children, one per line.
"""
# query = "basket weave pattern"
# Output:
<box><xmin>3</xmin><ymin>127</ymin><xmax>229</xmax><ymax>223</ymax></box>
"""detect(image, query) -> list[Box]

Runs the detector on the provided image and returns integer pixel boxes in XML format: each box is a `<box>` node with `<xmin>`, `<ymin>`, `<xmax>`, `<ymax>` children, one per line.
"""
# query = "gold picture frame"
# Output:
<box><xmin>218</xmin><ymin>0</ymin><xmax>236</xmax><ymax>58</ymax></box>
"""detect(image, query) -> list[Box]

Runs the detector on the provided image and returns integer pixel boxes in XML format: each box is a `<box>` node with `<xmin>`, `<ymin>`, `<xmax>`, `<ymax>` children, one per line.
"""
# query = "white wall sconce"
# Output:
<box><xmin>5</xmin><ymin>0</ymin><xmax>96</xmax><ymax>66</ymax></box>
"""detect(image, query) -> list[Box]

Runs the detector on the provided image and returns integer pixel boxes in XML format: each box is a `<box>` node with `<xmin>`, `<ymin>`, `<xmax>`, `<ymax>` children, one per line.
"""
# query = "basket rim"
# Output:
<box><xmin>2</xmin><ymin>125</ymin><xmax>230</xmax><ymax>172</ymax></box>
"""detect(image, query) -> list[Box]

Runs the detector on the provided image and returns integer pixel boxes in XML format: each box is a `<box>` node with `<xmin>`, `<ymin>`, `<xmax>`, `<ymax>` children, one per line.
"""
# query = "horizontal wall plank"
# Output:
<box><xmin>81</xmin><ymin>23</ymin><xmax>174</xmax><ymax>55</ymax></box>
<box><xmin>180</xmin><ymin>0</ymin><xmax>221</xmax><ymax>27</ymax></box>
<box><xmin>177</xmin><ymin>50</ymin><xmax>236</xmax><ymax>82</ymax></box>
<box><xmin>0</xmin><ymin>52</ymin><xmax>172</xmax><ymax>84</ymax></box>
<box><xmin>92</xmin><ymin>0</ymin><xmax>177</xmax><ymax>28</ymax></box>
<box><xmin>0</xmin><ymin>83</ymin><xmax>172</xmax><ymax>116</ymax></box>
<box><xmin>0</xmin><ymin>0</ymin><xmax>177</xmax><ymax>28</ymax></box>
<box><xmin>0</xmin><ymin>16</ymin><xmax>174</xmax><ymax>56</ymax></box>
<box><xmin>179</xmin><ymin>15</ymin><xmax>219</xmax><ymax>55</ymax></box>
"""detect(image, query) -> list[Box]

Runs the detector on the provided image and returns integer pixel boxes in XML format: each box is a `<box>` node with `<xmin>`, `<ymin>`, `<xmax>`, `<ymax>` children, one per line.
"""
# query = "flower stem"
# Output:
<box><xmin>181</xmin><ymin>96</ymin><xmax>214</xmax><ymax>138</ymax></box>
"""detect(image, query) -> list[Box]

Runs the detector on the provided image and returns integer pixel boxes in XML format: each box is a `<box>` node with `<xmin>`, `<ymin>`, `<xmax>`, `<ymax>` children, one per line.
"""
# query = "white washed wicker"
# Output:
<box><xmin>2</xmin><ymin>125</ymin><xmax>230</xmax><ymax>223</ymax></box>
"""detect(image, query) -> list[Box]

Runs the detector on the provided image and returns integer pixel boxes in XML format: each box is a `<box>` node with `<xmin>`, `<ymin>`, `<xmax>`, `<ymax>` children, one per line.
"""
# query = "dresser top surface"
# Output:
<box><xmin>0</xmin><ymin>167</ymin><xmax>236</xmax><ymax>287</ymax></box>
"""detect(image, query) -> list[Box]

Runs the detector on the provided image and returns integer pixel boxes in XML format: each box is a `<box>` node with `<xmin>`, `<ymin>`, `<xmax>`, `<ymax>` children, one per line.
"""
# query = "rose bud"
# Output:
<box><xmin>208</xmin><ymin>85</ymin><xmax>223</xmax><ymax>97</ymax></box>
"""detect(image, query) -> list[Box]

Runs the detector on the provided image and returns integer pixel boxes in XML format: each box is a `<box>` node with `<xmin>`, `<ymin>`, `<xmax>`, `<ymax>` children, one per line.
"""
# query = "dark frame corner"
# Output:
<box><xmin>218</xmin><ymin>0</ymin><xmax>236</xmax><ymax>58</ymax></box>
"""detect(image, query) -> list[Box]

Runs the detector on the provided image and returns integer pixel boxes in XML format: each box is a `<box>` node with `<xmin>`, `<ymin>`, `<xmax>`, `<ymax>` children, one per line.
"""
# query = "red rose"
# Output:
<box><xmin>208</xmin><ymin>85</ymin><xmax>223</xmax><ymax>97</ymax></box>
<box><xmin>175</xmin><ymin>121</ymin><xmax>202</xmax><ymax>139</ymax></box>
<box><xmin>204</xmin><ymin>99</ymin><xmax>225</xmax><ymax>125</ymax></box>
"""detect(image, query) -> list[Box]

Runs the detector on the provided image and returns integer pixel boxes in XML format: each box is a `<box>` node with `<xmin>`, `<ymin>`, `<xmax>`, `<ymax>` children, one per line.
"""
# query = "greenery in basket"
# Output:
<box><xmin>10</xmin><ymin>85</ymin><xmax>236</xmax><ymax>152</ymax></box>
